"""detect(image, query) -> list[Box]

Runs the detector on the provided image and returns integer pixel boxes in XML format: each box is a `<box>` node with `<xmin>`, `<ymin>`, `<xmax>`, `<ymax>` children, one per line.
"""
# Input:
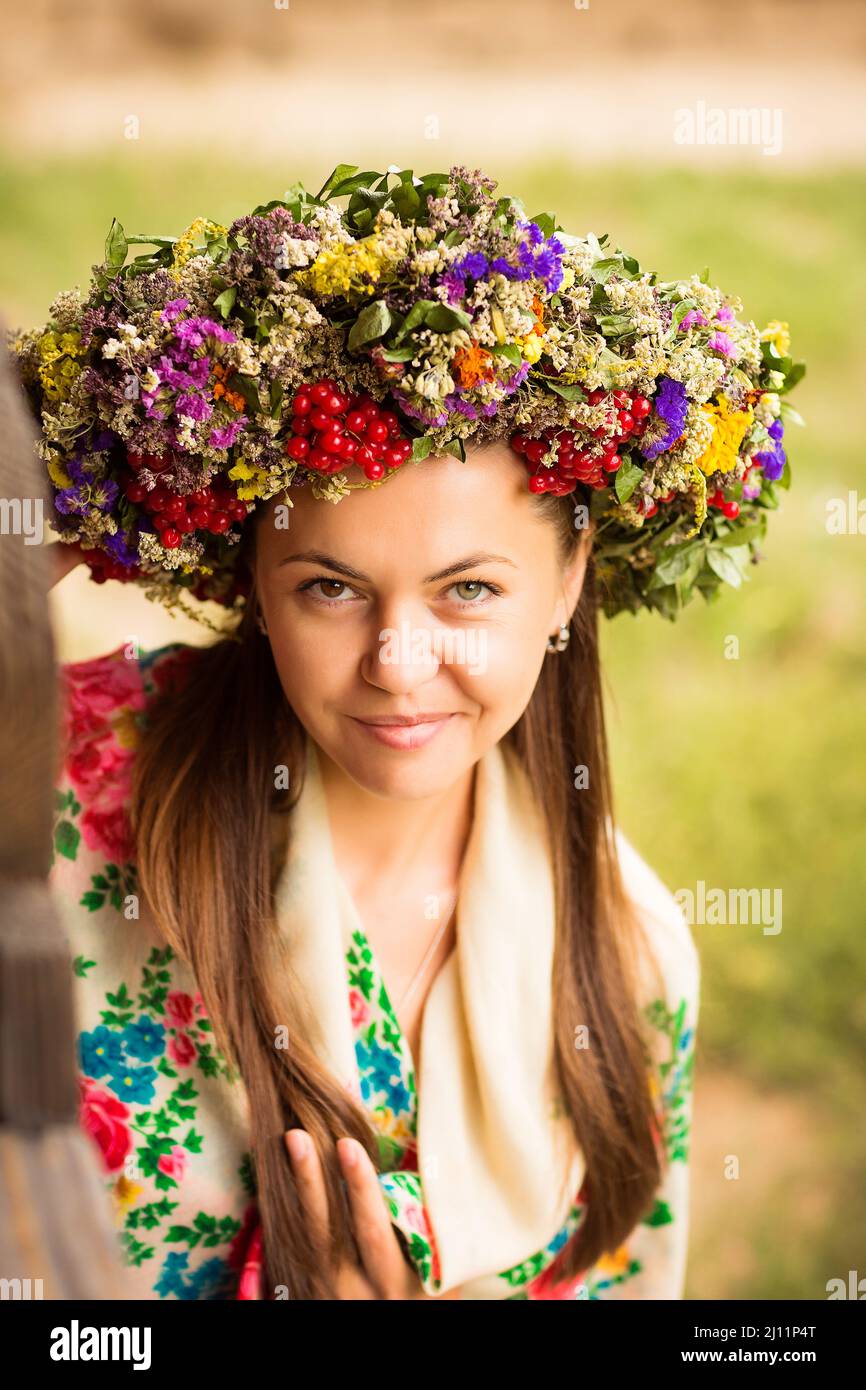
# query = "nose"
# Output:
<box><xmin>360</xmin><ymin>600</ymin><xmax>444</xmax><ymax>694</ymax></box>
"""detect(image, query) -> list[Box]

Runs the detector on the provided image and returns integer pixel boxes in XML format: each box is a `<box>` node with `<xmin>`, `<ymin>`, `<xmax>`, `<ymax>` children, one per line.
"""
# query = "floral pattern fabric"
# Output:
<box><xmin>52</xmin><ymin>642</ymin><xmax>698</xmax><ymax>1300</ymax></box>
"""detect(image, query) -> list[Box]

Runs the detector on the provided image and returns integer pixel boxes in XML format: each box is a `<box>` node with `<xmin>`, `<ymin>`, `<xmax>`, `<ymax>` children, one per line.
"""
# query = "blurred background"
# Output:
<box><xmin>2</xmin><ymin>0</ymin><xmax>864</xmax><ymax>1299</ymax></box>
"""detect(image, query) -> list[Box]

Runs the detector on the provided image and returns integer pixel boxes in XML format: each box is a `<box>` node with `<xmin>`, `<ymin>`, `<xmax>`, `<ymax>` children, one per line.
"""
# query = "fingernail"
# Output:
<box><xmin>287</xmin><ymin>1130</ymin><xmax>309</xmax><ymax>1163</ymax></box>
<box><xmin>339</xmin><ymin>1140</ymin><xmax>357</xmax><ymax>1168</ymax></box>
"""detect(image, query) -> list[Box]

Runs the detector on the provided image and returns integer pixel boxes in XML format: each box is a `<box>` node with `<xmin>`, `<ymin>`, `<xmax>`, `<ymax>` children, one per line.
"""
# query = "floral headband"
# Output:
<box><xmin>11</xmin><ymin>162</ymin><xmax>805</xmax><ymax>627</ymax></box>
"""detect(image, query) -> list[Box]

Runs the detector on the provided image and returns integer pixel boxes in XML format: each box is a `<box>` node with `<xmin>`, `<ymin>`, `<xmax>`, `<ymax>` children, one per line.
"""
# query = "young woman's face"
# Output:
<box><xmin>254</xmin><ymin>442</ymin><xmax>590</xmax><ymax>800</ymax></box>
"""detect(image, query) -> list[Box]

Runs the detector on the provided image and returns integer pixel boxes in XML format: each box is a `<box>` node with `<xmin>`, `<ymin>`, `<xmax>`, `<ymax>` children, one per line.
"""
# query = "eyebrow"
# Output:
<box><xmin>276</xmin><ymin>549</ymin><xmax>518</xmax><ymax>584</ymax></box>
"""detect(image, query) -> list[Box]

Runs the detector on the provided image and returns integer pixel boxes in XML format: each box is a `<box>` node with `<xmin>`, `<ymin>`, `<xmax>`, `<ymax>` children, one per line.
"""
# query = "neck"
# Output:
<box><xmin>314</xmin><ymin>744</ymin><xmax>477</xmax><ymax>905</ymax></box>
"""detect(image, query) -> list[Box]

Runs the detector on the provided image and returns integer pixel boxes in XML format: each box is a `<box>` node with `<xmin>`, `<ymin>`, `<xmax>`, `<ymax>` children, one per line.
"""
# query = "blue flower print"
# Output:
<box><xmin>109</xmin><ymin>1063</ymin><xmax>158</xmax><ymax>1104</ymax></box>
<box><xmin>78</xmin><ymin>1025</ymin><xmax>125</xmax><ymax>1078</ymax></box>
<box><xmin>122</xmin><ymin>1015</ymin><xmax>166</xmax><ymax>1063</ymax></box>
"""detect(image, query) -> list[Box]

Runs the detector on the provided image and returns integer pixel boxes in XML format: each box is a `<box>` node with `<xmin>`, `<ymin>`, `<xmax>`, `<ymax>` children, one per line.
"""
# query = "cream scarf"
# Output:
<box><xmin>273</xmin><ymin>731</ymin><xmax>586</xmax><ymax>1297</ymax></box>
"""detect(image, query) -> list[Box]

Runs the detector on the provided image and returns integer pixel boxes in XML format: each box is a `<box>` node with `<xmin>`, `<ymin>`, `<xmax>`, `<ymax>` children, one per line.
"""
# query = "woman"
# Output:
<box><xmin>32</xmin><ymin>164</ymin><xmax>801</xmax><ymax>1299</ymax></box>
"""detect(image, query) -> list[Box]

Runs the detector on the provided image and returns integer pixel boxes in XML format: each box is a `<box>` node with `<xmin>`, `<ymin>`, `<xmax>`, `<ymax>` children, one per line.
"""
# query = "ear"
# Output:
<box><xmin>555</xmin><ymin>522</ymin><xmax>594</xmax><ymax>627</ymax></box>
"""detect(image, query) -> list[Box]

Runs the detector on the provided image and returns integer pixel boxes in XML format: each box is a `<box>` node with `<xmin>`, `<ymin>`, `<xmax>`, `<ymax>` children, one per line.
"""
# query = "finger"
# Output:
<box><xmin>285</xmin><ymin>1128</ymin><xmax>332</xmax><ymax>1256</ymax></box>
<box><xmin>337</xmin><ymin>1138</ymin><xmax>409</xmax><ymax>1300</ymax></box>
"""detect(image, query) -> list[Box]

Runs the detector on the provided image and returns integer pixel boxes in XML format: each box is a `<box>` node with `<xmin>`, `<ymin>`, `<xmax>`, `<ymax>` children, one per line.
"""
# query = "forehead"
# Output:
<box><xmin>255</xmin><ymin>444</ymin><xmax>554</xmax><ymax>568</ymax></box>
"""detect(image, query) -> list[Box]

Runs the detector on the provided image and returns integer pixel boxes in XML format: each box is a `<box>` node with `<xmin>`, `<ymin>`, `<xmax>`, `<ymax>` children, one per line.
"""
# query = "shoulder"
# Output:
<box><xmin>613</xmin><ymin>826</ymin><xmax>700</xmax><ymax>1025</ymax></box>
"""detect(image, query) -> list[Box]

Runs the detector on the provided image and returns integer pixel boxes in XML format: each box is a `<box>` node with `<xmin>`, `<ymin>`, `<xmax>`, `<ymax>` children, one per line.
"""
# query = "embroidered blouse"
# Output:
<box><xmin>50</xmin><ymin>641</ymin><xmax>699</xmax><ymax>1300</ymax></box>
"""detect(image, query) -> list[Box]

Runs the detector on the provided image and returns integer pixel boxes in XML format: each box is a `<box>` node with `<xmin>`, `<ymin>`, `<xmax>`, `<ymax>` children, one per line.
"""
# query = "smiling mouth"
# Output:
<box><xmin>349</xmin><ymin>713</ymin><xmax>457</xmax><ymax>749</ymax></box>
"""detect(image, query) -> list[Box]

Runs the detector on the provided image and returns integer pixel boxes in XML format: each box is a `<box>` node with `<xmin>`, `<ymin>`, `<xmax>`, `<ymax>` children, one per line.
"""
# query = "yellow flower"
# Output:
<box><xmin>520</xmin><ymin>334</ymin><xmax>544</xmax><ymax>364</ymax></box>
<box><xmin>228</xmin><ymin>459</ymin><xmax>271</xmax><ymax>500</ymax></box>
<box><xmin>171</xmin><ymin>217</ymin><xmax>227</xmax><ymax>279</ymax></box>
<box><xmin>760</xmin><ymin>320</ymin><xmax>790</xmax><ymax>356</ymax></box>
<box><xmin>299</xmin><ymin>231</ymin><xmax>396</xmax><ymax>300</ymax></box>
<box><xmin>695</xmin><ymin>394</ymin><xmax>754</xmax><ymax>475</ymax></box>
<box><xmin>560</xmin><ymin>266</ymin><xmax>575</xmax><ymax>290</ymax></box>
<box><xmin>112</xmin><ymin>1174</ymin><xmax>143</xmax><ymax>1222</ymax></box>
<box><xmin>47</xmin><ymin>457</ymin><xmax>72</xmax><ymax>489</ymax></box>
<box><xmin>595</xmin><ymin>1244</ymin><xmax>632</xmax><ymax>1276</ymax></box>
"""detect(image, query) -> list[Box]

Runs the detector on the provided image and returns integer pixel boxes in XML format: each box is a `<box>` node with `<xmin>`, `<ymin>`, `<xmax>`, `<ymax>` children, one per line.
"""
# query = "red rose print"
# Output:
<box><xmin>79</xmin><ymin>1075</ymin><xmax>132</xmax><ymax>1173</ymax></box>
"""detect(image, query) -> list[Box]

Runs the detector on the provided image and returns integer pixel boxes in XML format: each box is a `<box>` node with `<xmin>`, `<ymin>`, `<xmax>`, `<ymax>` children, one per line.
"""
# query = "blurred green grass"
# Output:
<box><xmin>2</xmin><ymin>152</ymin><xmax>863</xmax><ymax>1299</ymax></box>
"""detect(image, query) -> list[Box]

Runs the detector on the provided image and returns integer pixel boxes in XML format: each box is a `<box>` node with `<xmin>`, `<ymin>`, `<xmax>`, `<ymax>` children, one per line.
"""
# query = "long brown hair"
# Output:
<box><xmin>129</xmin><ymin>483</ymin><xmax>665</xmax><ymax>1298</ymax></box>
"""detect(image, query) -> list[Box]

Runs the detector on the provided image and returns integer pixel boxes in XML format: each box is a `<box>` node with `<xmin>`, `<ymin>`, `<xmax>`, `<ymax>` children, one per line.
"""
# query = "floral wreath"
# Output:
<box><xmin>11</xmin><ymin>162</ymin><xmax>805</xmax><ymax>628</ymax></box>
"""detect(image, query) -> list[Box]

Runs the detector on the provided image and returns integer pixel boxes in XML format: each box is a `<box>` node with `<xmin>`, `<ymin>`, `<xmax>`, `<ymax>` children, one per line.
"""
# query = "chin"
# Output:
<box><xmin>316</xmin><ymin>725</ymin><xmax>476</xmax><ymax>801</ymax></box>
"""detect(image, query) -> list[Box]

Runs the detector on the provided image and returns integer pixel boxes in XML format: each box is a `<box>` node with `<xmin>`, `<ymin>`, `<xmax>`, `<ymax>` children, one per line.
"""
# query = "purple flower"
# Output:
<box><xmin>445</xmin><ymin>394</ymin><xmax>478</xmax><ymax>419</ymax></box>
<box><xmin>678</xmin><ymin>309</ymin><xmax>708</xmax><ymax>331</ymax></box>
<box><xmin>708</xmin><ymin>331</ymin><xmax>735</xmax><ymax>357</ymax></box>
<box><xmin>456</xmin><ymin>251</ymin><xmax>488</xmax><ymax>280</ymax></box>
<box><xmin>768</xmin><ymin>418</ymin><xmax>785</xmax><ymax>442</ymax></box>
<box><xmin>753</xmin><ymin>440</ymin><xmax>786</xmax><ymax>481</ymax></box>
<box><xmin>392</xmin><ymin>392</ymin><xmax>449</xmax><ymax>428</ymax></box>
<box><xmin>716</xmin><ymin>304</ymin><xmax>734</xmax><ymax>322</ymax></box>
<box><xmin>173</xmin><ymin>316</ymin><xmax>236</xmax><ymax>348</ymax></box>
<box><xmin>161</xmin><ymin>297</ymin><xmax>190</xmax><ymax>324</ymax></box>
<box><xmin>176</xmin><ymin>392</ymin><xmax>214</xmax><ymax>422</ymax></box>
<box><xmin>519</xmin><ymin>220</ymin><xmax>545</xmax><ymax>247</ymax></box>
<box><xmin>208</xmin><ymin>417</ymin><xmax>247</xmax><ymax>449</ymax></box>
<box><xmin>639</xmin><ymin>377</ymin><xmax>689</xmax><ymax>461</ymax></box>
<box><xmin>104</xmin><ymin>529</ymin><xmax>140</xmax><ymax>568</ymax></box>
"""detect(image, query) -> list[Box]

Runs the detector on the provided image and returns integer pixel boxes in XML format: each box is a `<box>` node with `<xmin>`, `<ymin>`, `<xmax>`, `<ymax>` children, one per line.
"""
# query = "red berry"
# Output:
<box><xmin>127</xmin><ymin>451</ymin><xmax>146</xmax><ymax>471</ymax></box>
<box><xmin>124</xmin><ymin>480</ymin><xmax>147</xmax><ymax>503</ymax></box>
<box><xmin>148</xmin><ymin>486</ymin><xmax>171</xmax><ymax>511</ymax></box>
<box><xmin>604</xmin><ymin>454</ymin><xmax>622</xmax><ymax>472</ymax></box>
<box><xmin>511</xmin><ymin>433</ymin><xmax>528</xmax><ymax>455</ymax></box>
<box><xmin>292</xmin><ymin>392</ymin><xmax>312</xmax><ymax>416</ymax></box>
<box><xmin>162</xmin><ymin>496</ymin><xmax>185</xmax><ymax>521</ymax></box>
<box><xmin>307</xmin><ymin>448</ymin><xmax>330</xmax><ymax>470</ymax></box>
<box><xmin>178</xmin><ymin>514</ymin><xmax>197</xmax><ymax>534</ymax></box>
<box><xmin>524</xmin><ymin>440</ymin><xmax>546</xmax><ymax>464</ymax></box>
<box><xmin>321</xmin><ymin>431</ymin><xmax>345</xmax><ymax>454</ymax></box>
<box><xmin>292</xmin><ymin>417</ymin><xmax>312</xmax><ymax>437</ymax></box>
<box><xmin>364</xmin><ymin>461</ymin><xmax>386</xmax><ymax>481</ymax></box>
<box><xmin>286</xmin><ymin>436</ymin><xmax>310</xmax><ymax>460</ymax></box>
<box><xmin>587</xmin><ymin>389</ymin><xmax>606</xmax><ymax>405</ymax></box>
<box><xmin>631</xmin><ymin>395</ymin><xmax>652</xmax><ymax>419</ymax></box>
<box><xmin>161</xmin><ymin>527</ymin><xmax>182</xmax><ymax>548</ymax></box>
<box><xmin>346</xmin><ymin>410</ymin><xmax>367</xmax><ymax>434</ymax></box>
<box><xmin>365</xmin><ymin>420</ymin><xmax>388</xmax><ymax>444</ymax></box>
<box><xmin>721</xmin><ymin>500</ymin><xmax>740</xmax><ymax>519</ymax></box>
<box><xmin>228</xmin><ymin>500</ymin><xmax>248</xmax><ymax>521</ymax></box>
<box><xmin>385</xmin><ymin>446</ymin><xmax>405</xmax><ymax>468</ymax></box>
<box><xmin>380</xmin><ymin>411</ymin><xmax>400</xmax><ymax>433</ymax></box>
<box><xmin>528</xmin><ymin>473</ymin><xmax>548</xmax><ymax>493</ymax></box>
<box><xmin>612</xmin><ymin>391</ymin><xmax>632</xmax><ymax>408</ymax></box>
<box><xmin>310</xmin><ymin>382</ymin><xmax>332</xmax><ymax>405</ymax></box>
<box><xmin>617</xmin><ymin>411</ymin><xmax>635</xmax><ymax>433</ymax></box>
<box><xmin>356</xmin><ymin>445</ymin><xmax>373</xmax><ymax>466</ymax></box>
<box><xmin>324</xmin><ymin>393</ymin><xmax>344</xmax><ymax>415</ymax></box>
<box><xmin>310</xmin><ymin>408</ymin><xmax>332</xmax><ymax>431</ymax></box>
<box><xmin>209</xmin><ymin>512</ymin><xmax>230</xmax><ymax>533</ymax></box>
<box><xmin>339</xmin><ymin>437</ymin><xmax>358</xmax><ymax>459</ymax></box>
<box><xmin>191</xmin><ymin>507</ymin><xmax>212</xmax><ymax>528</ymax></box>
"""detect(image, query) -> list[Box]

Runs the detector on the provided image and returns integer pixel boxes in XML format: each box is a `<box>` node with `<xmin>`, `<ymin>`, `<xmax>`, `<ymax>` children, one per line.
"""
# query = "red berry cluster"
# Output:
<box><xmin>285</xmin><ymin>378</ymin><xmax>414</xmax><ymax>482</ymax></box>
<box><xmin>123</xmin><ymin>452</ymin><xmax>250</xmax><ymax>550</ymax></box>
<box><xmin>707</xmin><ymin>488</ymin><xmax>740</xmax><ymax>520</ymax></box>
<box><xmin>510</xmin><ymin>388</ymin><xmax>653</xmax><ymax>496</ymax></box>
<box><xmin>79</xmin><ymin>545</ymin><xmax>142</xmax><ymax>585</ymax></box>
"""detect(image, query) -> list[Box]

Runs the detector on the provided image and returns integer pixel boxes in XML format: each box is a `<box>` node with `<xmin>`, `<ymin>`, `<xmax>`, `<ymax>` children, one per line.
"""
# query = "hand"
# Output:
<box><xmin>284</xmin><ymin>1128</ymin><xmax>461</xmax><ymax>1300</ymax></box>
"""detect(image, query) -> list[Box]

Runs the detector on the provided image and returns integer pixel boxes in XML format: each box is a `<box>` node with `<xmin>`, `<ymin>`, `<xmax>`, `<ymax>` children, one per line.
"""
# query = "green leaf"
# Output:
<box><xmin>424</xmin><ymin>303</ymin><xmax>471</xmax><ymax>333</ymax></box>
<box><xmin>411</xmin><ymin>436</ymin><xmax>434</xmax><ymax>461</ymax></box>
<box><xmin>104</xmin><ymin>218</ymin><xmax>128</xmax><ymax>271</ymax></box>
<box><xmin>229</xmin><ymin>374</ymin><xmax>263</xmax><ymax>414</ymax></box>
<box><xmin>779</xmin><ymin>361</ymin><xmax>806</xmax><ymax>395</ymax></box>
<box><xmin>544</xmin><ymin>380</ymin><xmax>587</xmax><ymax>403</ymax></box>
<box><xmin>212</xmin><ymin>286</ymin><xmax>237</xmax><ymax>320</ymax></box>
<box><xmin>377</xmin><ymin>344</ymin><xmax>417</xmax><ymax>362</ymax></box>
<box><xmin>528</xmin><ymin>212</ymin><xmax>557</xmax><ymax>239</ymax></box>
<box><xmin>347</xmin><ymin>299</ymin><xmax>392</xmax><ymax>353</ymax></box>
<box><xmin>491</xmin><ymin>343</ymin><xmax>522</xmax><ymax>366</ymax></box>
<box><xmin>54</xmin><ymin>819</ymin><xmax>80</xmax><ymax>862</ymax></box>
<box><xmin>315</xmin><ymin>163</ymin><xmax>361</xmax><ymax>201</ymax></box>
<box><xmin>440</xmin><ymin>437</ymin><xmax>466</xmax><ymax>462</ymax></box>
<box><xmin>614</xmin><ymin>459</ymin><xmax>644</xmax><ymax>504</ymax></box>
<box><xmin>706</xmin><ymin>547</ymin><xmax>746</xmax><ymax>588</ymax></box>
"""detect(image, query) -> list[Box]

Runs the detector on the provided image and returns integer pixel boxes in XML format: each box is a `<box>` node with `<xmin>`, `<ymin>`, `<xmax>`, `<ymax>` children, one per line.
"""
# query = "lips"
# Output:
<box><xmin>350</xmin><ymin>714</ymin><xmax>456</xmax><ymax>749</ymax></box>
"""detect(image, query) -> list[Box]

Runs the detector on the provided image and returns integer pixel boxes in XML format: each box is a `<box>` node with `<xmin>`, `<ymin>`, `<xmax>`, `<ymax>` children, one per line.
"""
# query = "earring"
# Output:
<box><xmin>546</xmin><ymin>622</ymin><xmax>570</xmax><ymax>653</ymax></box>
<box><xmin>255</xmin><ymin>607</ymin><xmax>268</xmax><ymax>636</ymax></box>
